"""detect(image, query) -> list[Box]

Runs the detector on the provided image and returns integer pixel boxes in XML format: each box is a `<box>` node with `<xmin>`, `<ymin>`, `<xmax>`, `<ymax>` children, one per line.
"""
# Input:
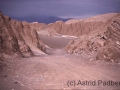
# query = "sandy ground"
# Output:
<box><xmin>0</xmin><ymin>35</ymin><xmax>120</xmax><ymax>90</ymax></box>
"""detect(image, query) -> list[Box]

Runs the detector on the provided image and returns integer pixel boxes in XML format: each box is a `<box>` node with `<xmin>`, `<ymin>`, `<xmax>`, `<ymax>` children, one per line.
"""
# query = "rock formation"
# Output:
<box><xmin>1</xmin><ymin>10</ymin><xmax>119</xmax><ymax>63</ymax></box>
<box><xmin>0</xmin><ymin>12</ymin><xmax>22</xmax><ymax>59</ymax></box>
<box><xmin>0</xmin><ymin>11</ymin><xmax>46</xmax><ymax>60</ymax></box>
<box><xmin>97</xmin><ymin>13</ymin><xmax>120</xmax><ymax>62</ymax></box>
<box><xmin>66</xmin><ymin>13</ymin><xmax>120</xmax><ymax>62</ymax></box>
<box><xmin>10</xmin><ymin>20</ymin><xmax>46</xmax><ymax>56</ymax></box>
<box><xmin>32</xmin><ymin>13</ymin><xmax>117</xmax><ymax>37</ymax></box>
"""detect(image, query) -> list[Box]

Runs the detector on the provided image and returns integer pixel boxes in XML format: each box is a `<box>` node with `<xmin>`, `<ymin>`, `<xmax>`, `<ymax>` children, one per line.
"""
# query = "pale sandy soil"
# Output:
<box><xmin>0</xmin><ymin>35</ymin><xmax>120</xmax><ymax>90</ymax></box>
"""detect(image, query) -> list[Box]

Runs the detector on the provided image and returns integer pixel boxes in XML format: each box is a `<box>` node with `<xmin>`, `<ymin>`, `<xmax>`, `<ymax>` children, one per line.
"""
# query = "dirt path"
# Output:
<box><xmin>0</xmin><ymin>52</ymin><xmax>120</xmax><ymax>90</ymax></box>
<box><xmin>0</xmin><ymin>36</ymin><xmax>120</xmax><ymax>90</ymax></box>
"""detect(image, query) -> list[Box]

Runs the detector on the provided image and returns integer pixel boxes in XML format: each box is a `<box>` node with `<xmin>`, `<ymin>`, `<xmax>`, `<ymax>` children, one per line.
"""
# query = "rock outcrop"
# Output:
<box><xmin>10</xmin><ymin>20</ymin><xmax>46</xmax><ymax>56</ymax></box>
<box><xmin>29</xmin><ymin>13</ymin><xmax>119</xmax><ymax>62</ymax></box>
<box><xmin>66</xmin><ymin>13</ymin><xmax>120</xmax><ymax>62</ymax></box>
<box><xmin>30</xmin><ymin>22</ymin><xmax>59</xmax><ymax>36</ymax></box>
<box><xmin>97</xmin><ymin>13</ymin><xmax>120</xmax><ymax>62</ymax></box>
<box><xmin>0</xmin><ymin>11</ymin><xmax>46</xmax><ymax>60</ymax></box>
<box><xmin>46</xmin><ymin>20</ymin><xmax>104</xmax><ymax>36</ymax></box>
<box><xmin>0</xmin><ymin>12</ymin><xmax>22</xmax><ymax>59</ymax></box>
<box><xmin>1</xmin><ymin>10</ymin><xmax>119</xmax><ymax>63</ymax></box>
<box><xmin>31</xmin><ymin>13</ymin><xmax>117</xmax><ymax>37</ymax></box>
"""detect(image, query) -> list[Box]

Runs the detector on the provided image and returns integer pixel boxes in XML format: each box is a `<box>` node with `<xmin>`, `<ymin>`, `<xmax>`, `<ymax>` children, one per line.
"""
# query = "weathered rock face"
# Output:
<box><xmin>31</xmin><ymin>20</ymin><xmax>103</xmax><ymax>37</ymax></box>
<box><xmin>97</xmin><ymin>13</ymin><xmax>120</xmax><ymax>62</ymax></box>
<box><xmin>66</xmin><ymin>13</ymin><xmax>120</xmax><ymax>62</ymax></box>
<box><xmin>30</xmin><ymin>22</ymin><xmax>46</xmax><ymax>31</ymax></box>
<box><xmin>0</xmin><ymin>11</ymin><xmax>22</xmax><ymax>59</ymax></box>
<box><xmin>22</xmin><ymin>21</ymin><xmax>46</xmax><ymax>53</ymax></box>
<box><xmin>30</xmin><ymin>22</ymin><xmax>59</xmax><ymax>36</ymax></box>
<box><xmin>49</xmin><ymin>13</ymin><xmax>117</xmax><ymax>36</ymax></box>
<box><xmin>10</xmin><ymin>20</ymin><xmax>46</xmax><ymax>56</ymax></box>
<box><xmin>32</xmin><ymin>13</ymin><xmax>117</xmax><ymax>37</ymax></box>
<box><xmin>0</xmin><ymin>11</ymin><xmax>46</xmax><ymax>59</ymax></box>
<box><xmin>10</xmin><ymin>20</ymin><xmax>33</xmax><ymax>57</ymax></box>
<box><xmin>47</xmin><ymin>20</ymin><xmax>104</xmax><ymax>36</ymax></box>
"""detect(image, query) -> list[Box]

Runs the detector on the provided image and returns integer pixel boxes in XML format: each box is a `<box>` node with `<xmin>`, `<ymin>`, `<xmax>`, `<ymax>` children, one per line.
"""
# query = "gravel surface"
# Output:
<box><xmin>0</xmin><ymin>36</ymin><xmax>120</xmax><ymax>90</ymax></box>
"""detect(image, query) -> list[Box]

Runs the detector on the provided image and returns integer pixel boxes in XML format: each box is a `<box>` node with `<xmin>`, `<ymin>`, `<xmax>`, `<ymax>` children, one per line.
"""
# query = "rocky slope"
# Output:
<box><xmin>31</xmin><ymin>13</ymin><xmax>117</xmax><ymax>37</ymax></box>
<box><xmin>66</xmin><ymin>13</ymin><xmax>120</xmax><ymax>62</ymax></box>
<box><xmin>48</xmin><ymin>13</ymin><xmax>117</xmax><ymax>36</ymax></box>
<box><xmin>30</xmin><ymin>22</ymin><xmax>59</xmax><ymax>36</ymax></box>
<box><xmin>0</xmin><ymin>11</ymin><xmax>46</xmax><ymax>60</ymax></box>
<box><xmin>10</xmin><ymin>20</ymin><xmax>46</xmax><ymax>56</ymax></box>
<box><xmin>97</xmin><ymin>13</ymin><xmax>120</xmax><ymax>62</ymax></box>
<box><xmin>0</xmin><ymin>12</ymin><xmax>22</xmax><ymax>59</ymax></box>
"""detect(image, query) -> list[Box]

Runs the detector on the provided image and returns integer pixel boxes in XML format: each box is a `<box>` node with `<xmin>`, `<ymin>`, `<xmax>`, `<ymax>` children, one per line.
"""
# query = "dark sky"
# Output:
<box><xmin>0</xmin><ymin>0</ymin><xmax>120</xmax><ymax>23</ymax></box>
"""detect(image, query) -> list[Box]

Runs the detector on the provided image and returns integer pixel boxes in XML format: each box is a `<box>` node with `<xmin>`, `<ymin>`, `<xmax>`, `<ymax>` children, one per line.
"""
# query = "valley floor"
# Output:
<box><xmin>0</xmin><ymin>35</ymin><xmax>120</xmax><ymax>90</ymax></box>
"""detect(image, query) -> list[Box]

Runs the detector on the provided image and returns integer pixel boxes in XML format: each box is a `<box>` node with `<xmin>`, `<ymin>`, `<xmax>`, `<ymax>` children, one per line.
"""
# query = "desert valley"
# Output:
<box><xmin>0</xmin><ymin>11</ymin><xmax>120</xmax><ymax>90</ymax></box>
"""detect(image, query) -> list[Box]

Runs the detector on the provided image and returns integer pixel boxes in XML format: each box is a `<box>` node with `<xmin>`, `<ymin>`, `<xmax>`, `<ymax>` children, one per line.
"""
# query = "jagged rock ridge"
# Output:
<box><xmin>0</xmin><ymin>12</ymin><xmax>22</xmax><ymax>59</ymax></box>
<box><xmin>31</xmin><ymin>13</ymin><xmax>117</xmax><ymax>37</ymax></box>
<box><xmin>66</xmin><ymin>13</ymin><xmax>120</xmax><ymax>62</ymax></box>
<box><xmin>0</xmin><ymin>11</ymin><xmax>46</xmax><ymax>60</ymax></box>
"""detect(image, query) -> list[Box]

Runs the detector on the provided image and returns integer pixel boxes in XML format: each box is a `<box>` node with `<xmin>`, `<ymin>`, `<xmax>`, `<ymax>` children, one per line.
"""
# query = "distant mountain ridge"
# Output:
<box><xmin>11</xmin><ymin>15</ymin><xmax>72</xmax><ymax>24</ymax></box>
